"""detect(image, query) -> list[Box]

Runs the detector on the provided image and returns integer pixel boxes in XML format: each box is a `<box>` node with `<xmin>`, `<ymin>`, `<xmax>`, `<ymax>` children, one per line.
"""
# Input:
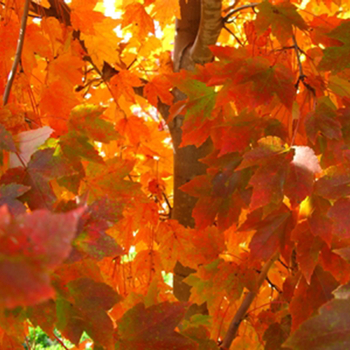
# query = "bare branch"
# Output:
<box><xmin>223</xmin><ymin>2</ymin><xmax>259</xmax><ymax>22</ymax></box>
<box><xmin>3</xmin><ymin>0</ymin><xmax>30</xmax><ymax>105</ymax></box>
<box><xmin>220</xmin><ymin>253</ymin><xmax>279</xmax><ymax>349</ymax></box>
<box><xmin>29</xmin><ymin>0</ymin><xmax>71</xmax><ymax>25</ymax></box>
<box><xmin>223</xmin><ymin>24</ymin><xmax>243</xmax><ymax>46</ymax></box>
<box><xmin>292</xmin><ymin>35</ymin><xmax>315</xmax><ymax>95</ymax></box>
<box><xmin>190</xmin><ymin>0</ymin><xmax>223</xmax><ymax>64</ymax></box>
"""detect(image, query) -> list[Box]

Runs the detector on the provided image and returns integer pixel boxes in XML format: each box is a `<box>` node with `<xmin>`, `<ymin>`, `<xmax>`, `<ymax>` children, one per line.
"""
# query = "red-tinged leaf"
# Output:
<box><xmin>327</xmin><ymin>198</ymin><xmax>350</xmax><ymax>241</ymax></box>
<box><xmin>309</xmin><ymin>14</ymin><xmax>343</xmax><ymax>48</ymax></box>
<box><xmin>263</xmin><ymin>318</ymin><xmax>291</xmax><ymax>350</ymax></box>
<box><xmin>0</xmin><ymin>206</ymin><xmax>83</xmax><ymax>308</ymax></box>
<box><xmin>13</xmin><ymin>148</ymin><xmax>77</xmax><ymax>209</ymax></box>
<box><xmin>308</xmin><ymin>195</ymin><xmax>333</xmax><ymax>247</ymax></box>
<box><xmin>334</xmin><ymin>247</ymin><xmax>350</xmax><ymax>263</ymax></box>
<box><xmin>0</xmin><ymin>183</ymin><xmax>30</xmax><ymax>214</ymax></box>
<box><xmin>291</xmin><ymin>222</ymin><xmax>324</xmax><ymax>284</ymax></box>
<box><xmin>284</xmin><ymin>163</ymin><xmax>314</xmax><ymax>208</ymax></box>
<box><xmin>144</xmin><ymin>75</ymin><xmax>173</xmax><ymax>107</ymax></box>
<box><xmin>192</xmin><ymin>197</ymin><xmax>223</xmax><ymax>230</ymax></box>
<box><xmin>181</xmin><ymin>325</ymin><xmax>219</xmax><ymax>349</ymax></box>
<box><xmin>73</xmin><ymin>197</ymin><xmax>124</xmax><ymax>259</ymax></box>
<box><xmin>320</xmin><ymin>246</ymin><xmax>350</xmax><ymax>285</ymax></box>
<box><xmin>289</xmin><ymin>265</ymin><xmax>338</xmax><ymax>331</ymax></box>
<box><xmin>68</xmin><ymin>104</ymin><xmax>120</xmax><ymax>143</ymax></box>
<box><xmin>110</xmin><ymin>70</ymin><xmax>143</xmax><ymax>102</ymax></box>
<box><xmin>88</xmin><ymin>196</ymin><xmax>124</xmax><ymax>224</ymax></box>
<box><xmin>181</xmin><ymin>168</ymin><xmax>250</xmax><ymax>230</ymax></box>
<box><xmin>9</xmin><ymin>126</ymin><xmax>53</xmax><ymax>167</ymax></box>
<box><xmin>0</xmin><ymin>124</ymin><xmax>16</xmax><ymax>152</ymax></box>
<box><xmin>60</xmin><ymin>132</ymin><xmax>104</xmax><ymax>164</ymax></box>
<box><xmin>244</xmin><ymin>21</ymin><xmax>271</xmax><ymax>47</ymax></box>
<box><xmin>249</xmin><ymin>154</ymin><xmax>289</xmax><ymax>210</ymax></box>
<box><xmin>305</xmin><ymin>100</ymin><xmax>342</xmax><ymax>144</ymax></box>
<box><xmin>68</xmin><ymin>277</ymin><xmax>121</xmax><ymax>311</ymax></box>
<box><xmin>255</xmin><ymin>0</ymin><xmax>307</xmax><ymax>44</ymax></box>
<box><xmin>319</xmin><ymin>21</ymin><xmax>350</xmax><ymax>73</ymax></box>
<box><xmin>180</xmin><ymin>175</ymin><xmax>212</xmax><ymax>198</ymax></box>
<box><xmin>0</xmin><ymin>207</ymin><xmax>84</xmax><ymax>268</ymax></box>
<box><xmin>58</xmin><ymin>278</ymin><xmax>121</xmax><ymax>348</ymax></box>
<box><xmin>74</xmin><ymin>228</ymin><xmax>124</xmax><ymax>260</ymax></box>
<box><xmin>122</xmin><ymin>2</ymin><xmax>155</xmax><ymax>38</ymax></box>
<box><xmin>181</xmin><ymin>117</ymin><xmax>214</xmax><ymax>148</ymax></box>
<box><xmin>237</xmin><ymin>136</ymin><xmax>288</xmax><ymax>170</ymax></box>
<box><xmin>232</xmin><ymin>57</ymin><xmax>295</xmax><ymax>110</ymax></box>
<box><xmin>28</xmin><ymin>148</ymin><xmax>76</xmax><ymax>180</ymax></box>
<box><xmin>315</xmin><ymin>166</ymin><xmax>350</xmax><ymax>199</ymax></box>
<box><xmin>211</xmin><ymin>111</ymin><xmax>261</xmax><ymax>155</ymax></box>
<box><xmin>56</xmin><ymin>297</ymin><xmax>85</xmax><ymax>346</ymax></box>
<box><xmin>116</xmin><ymin>302</ymin><xmax>196</xmax><ymax>350</ymax></box>
<box><xmin>0</xmin><ymin>259</ymin><xmax>54</xmax><ymax>309</ymax></box>
<box><xmin>243</xmin><ymin>206</ymin><xmax>293</xmax><ymax>262</ymax></box>
<box><xmin>284</xmin><ymin>299</ymin><xmax>350</xmax><ymax>349</ymax></box>
<box><xmin>27</xmin><ymin>300</ymin><xmax>57</xmax><ymax>338</ymax></box>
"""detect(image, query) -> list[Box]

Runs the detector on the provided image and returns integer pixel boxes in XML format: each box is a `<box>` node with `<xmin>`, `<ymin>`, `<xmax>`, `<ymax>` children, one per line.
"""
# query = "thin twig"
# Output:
<box><xmin>223</xmin><ymin>25</ymin><xmax>244</xmax><ymax>46</ymax></box>
<box><xmin>223</xmin><ymin>3</ymin><xmax>259</xmax><ymax>22</ymax></box>
<box><xmin>3</xmin><ymin>0</ymin><xmax>30</xmax><ymax>105</ymax></box>
<box><xmin>291</xmin><ymin>34</ymin><xmax>316</xmax><ymax>146</ymax></box>
<box><xmin>53</xmin><ymin>334</ymin><xmax>69</xmax><ymax>350</ymax></box>
<box><xmin>220</xmin><ymin>252</ymin><xmax>279</xmax><ymax>349</ymax></box>
<box><xmin>292</xmin><ymin>35</ymin><xmax>305</xmax><ymax>88</ymax></box>
<box><xmin>292</xmin><ymin>34</ymin><xmax>315</xmax><ymax>95</ymax></box>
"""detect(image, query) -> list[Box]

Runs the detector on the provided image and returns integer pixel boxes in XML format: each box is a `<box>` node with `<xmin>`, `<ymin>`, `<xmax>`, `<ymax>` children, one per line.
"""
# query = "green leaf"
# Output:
<box><xmin>68</xmin><ymin>104</ymin><xmax>120</xmax><ymax>143</ymax></box>
<box><xmin>319</xmin><ymin>21</ymin><xmax>350</xmax><ymax>73</ymax></box>
<box><xmin>60</xmin><ymin>132</ymin><xmax>104</xmax><ymax>164</ymax></box>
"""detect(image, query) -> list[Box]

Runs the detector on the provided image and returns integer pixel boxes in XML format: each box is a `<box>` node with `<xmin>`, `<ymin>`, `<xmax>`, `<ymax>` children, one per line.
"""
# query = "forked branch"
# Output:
<box><xmin>223</xmin><ymin>2</ymin><xmax>259</xmax><ymax>22</ymax></box>
<box><xmin>220</xmin><ymin>252</ymin><xmax>279</xmax><ymax>349</ymax></box>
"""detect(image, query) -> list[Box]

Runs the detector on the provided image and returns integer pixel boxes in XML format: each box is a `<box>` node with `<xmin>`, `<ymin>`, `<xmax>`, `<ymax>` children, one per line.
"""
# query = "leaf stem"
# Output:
<box><xmin>3</xmin><ymin>0</ymin><xmax>30</xmax><ymax>105</ymax></box>
<box><xmin>220</xmin><ymin>252</ymin><xmax>279</xmax><ymax>349</ymax></box>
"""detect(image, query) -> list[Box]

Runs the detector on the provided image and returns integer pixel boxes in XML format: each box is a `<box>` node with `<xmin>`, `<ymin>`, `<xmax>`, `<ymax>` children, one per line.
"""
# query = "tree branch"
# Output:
<box><xmin>3</xmin><ymin>0</ymin><xmax>30</xmax><ymax>105</ymax></box>
<box><xmin>223</xmin><ymin>2</ymin><xmax>259</xmax><ymax>22</ymax></box>
<box><xmin>293</xmin><ymin>35</ymin><xmax>315</xmax><ymax>95</ymax></box>
<box><xmin>220</xmin><ymin>252</ymin><xmax>279</xmax><ymax>349</ymax></box>
<box><xmin>190</xmin><ymin>0</ymin><xmax>223</xmax><ymax>64</ymax></box>
<box><xmin>29</xmin><ymin>0</ymin><xmax>71</xmax><ymax>25</ymax></box>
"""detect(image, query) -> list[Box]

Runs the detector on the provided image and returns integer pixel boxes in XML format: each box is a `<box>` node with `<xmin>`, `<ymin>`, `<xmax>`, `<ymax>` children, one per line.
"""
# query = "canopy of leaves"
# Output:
<box><xmin>1</xmin><ymin>0</ymin><xmax>350</xmax><ymax>349</ymax></box>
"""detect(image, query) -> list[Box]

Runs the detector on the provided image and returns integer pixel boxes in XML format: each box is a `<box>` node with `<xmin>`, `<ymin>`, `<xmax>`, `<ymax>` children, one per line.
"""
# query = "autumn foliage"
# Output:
<box><xmin>1</xmin><ymin>0</ymin><xmax>350</xmax><ymax>348</ymax></box>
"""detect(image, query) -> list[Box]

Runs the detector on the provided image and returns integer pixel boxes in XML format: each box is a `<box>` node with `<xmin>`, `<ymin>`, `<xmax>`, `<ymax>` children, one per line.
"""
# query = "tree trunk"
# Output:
<box><xmin>169</xmin><ymin>0</ymin><xmax>222</xmax><ymax>307</ymax></box>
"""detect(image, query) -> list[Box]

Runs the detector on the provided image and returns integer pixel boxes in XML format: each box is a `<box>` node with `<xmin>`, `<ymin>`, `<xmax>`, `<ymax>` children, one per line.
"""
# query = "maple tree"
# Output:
<box><xmin>1</xmin><ymin>0</ymin><xmax>350</xmax><ymax>348</ymax></box>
